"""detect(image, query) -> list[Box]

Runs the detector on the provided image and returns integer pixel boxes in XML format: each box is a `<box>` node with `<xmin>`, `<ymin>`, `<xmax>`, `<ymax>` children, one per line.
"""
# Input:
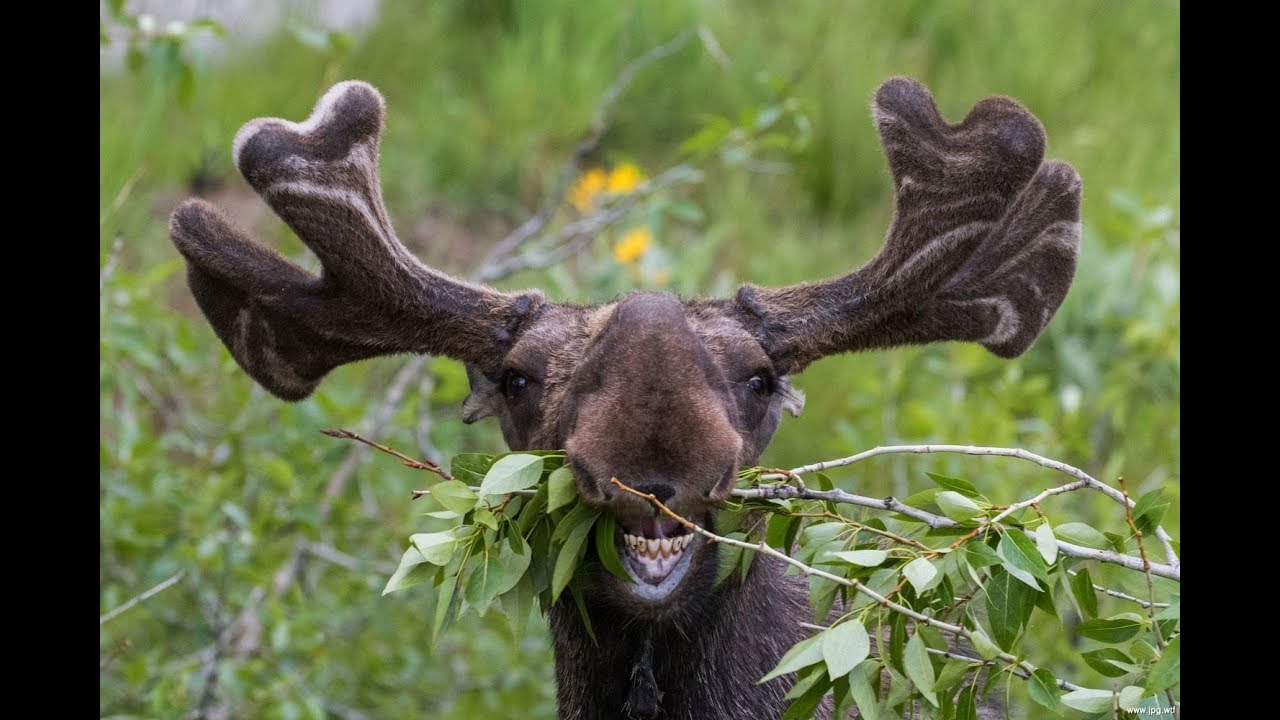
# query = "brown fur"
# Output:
<box><xmin>170</xmin><ymin>77</ymin><xmax>1081</xmax><ymax>719</ymax></box>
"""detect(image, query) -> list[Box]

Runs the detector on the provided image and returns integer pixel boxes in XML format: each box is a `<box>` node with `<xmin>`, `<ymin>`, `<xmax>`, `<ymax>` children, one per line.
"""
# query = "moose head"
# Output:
<box><xmin>170</xmin><ymin>77</ymin><xmax>1080</xmax><ymax>717</ymax></box>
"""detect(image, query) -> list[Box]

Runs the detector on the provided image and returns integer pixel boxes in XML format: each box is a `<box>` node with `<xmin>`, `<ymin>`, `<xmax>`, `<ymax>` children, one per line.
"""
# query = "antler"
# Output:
<box><xmin>735</xmin><ymin>77</ymin><xmax>1081</xmax><ymax>373</ymax></box>
<box><xmin>170</xmin><ymin>82</ymin><xmax>543</xmax><ymax>400</ymax></box>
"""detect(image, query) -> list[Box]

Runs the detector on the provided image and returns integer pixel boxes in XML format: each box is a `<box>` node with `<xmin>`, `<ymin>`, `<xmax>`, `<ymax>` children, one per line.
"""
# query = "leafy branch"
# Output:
<box><xmin>340</xmin><ymin>429</ymin><xmax>1179</xmax><ymax>718</ymax></box>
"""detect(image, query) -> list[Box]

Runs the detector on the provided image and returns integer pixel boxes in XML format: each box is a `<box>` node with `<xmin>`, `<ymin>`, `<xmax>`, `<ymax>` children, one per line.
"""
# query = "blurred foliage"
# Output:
<box><xmin>100</xmin><ymin>1</ymin><xmax>1179</xmax><ymax>717</ymax></box>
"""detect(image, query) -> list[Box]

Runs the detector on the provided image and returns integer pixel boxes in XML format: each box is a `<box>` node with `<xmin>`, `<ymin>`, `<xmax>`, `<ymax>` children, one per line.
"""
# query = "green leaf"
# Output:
<box><xmin>501</xmin><ymin>571</ymin><xmax>535</xmax><ymax>639</ymax></box>
<box><xmin>551</xmin><ymin>501</ymin><xmax>596</xmax><ymax>546</ymax></box>
<box><xmin>1119</xmin><ymin>685</ymin><xmax>1150</xmax><ymax>712</ymax></box>
<box><xmin>903</xmin><ymin>633</ymin><xmax>938</xmax><ymax>706</ymax></box>
<box><xmin>1082</xmin><ymin>648</ymin><xmax>1136</xmax><ymax>678</ymax></box>
<box><xmin>780</xmin><ymin>667</ymin><xmax>830</xmax><ymax>720</ymax></box>
<box><xmin>594</xmin><ymin>513</ymin><xmax>631</xmax><ymax>583</ymax></box>
<box><xmin>432</xmin><ymin>574</ymin><xmax>460</xmax><ymax>643</ymax></box>
<box><xmin>998</xmin><ymin>532</ymin><xmax>1048</xmax><ymax>590</ymax></box>
<box><xmin>1027</xmin><ymin>668</ymin><xmax>1064</xmax><ymax>714</ymax></box>
<box><xmin>925</xmin><ymin>471</ymin><xmax>981</xmax><ymax>498</ymax></box>
<box><xmin>962</xmin><ymin>541</ymin><xmax>1001</xmax><ymax>569</ymax></box>
<box><xmin>429</xmin><ymin>480</ymin><xmax>479</xmax><ymax>514</ymax></box>
<box><xmin>383</xmin><ymin>547</ymin><xmax>435</xmax><ymax>595</ymax></box>
<box><xmin>679</xmin><ymin>115</ymin><xmax>732</xmax><ymax>156</ymax></box>
<box><xmin>568</xmin><ymin>583</ymin><xmax>598</xmax><ymax>645</ymax></box>
<box><xmin>784</xmin><ymin>665</ymin><xmax>825</xmax><ymax>700</ymax></box>
<box><xmin>1069</xmin><ymin>568</ymin><xmax>1098</xmax><ymax>618</ymax></box>
<box><xmin>955</xmin><ymin>684</ymin><xmax>977</xmax><ymax>720</ymax></box>
<box><xmin>985</xmin><ymin>568</ymin><xmax>1035</xmax><ymax>649</ymax></box>
<box><xmin>831</xmin><ymin>550</ymin><xmax>887</xmax><ymax>567</ymax></box>
<box><xmin>1104</xmin><ymin>531</ymin><xmax>1129</xmax><ymax>554</ymax></box>
<box><xmin>472</xmin><ymin>505</ymin><xmax>499</xmax><ymax>531</ymax></box>
<box><xmin>450</xmin><ymin>453</ymin><xmax>495</xmax><ymax>485</ymax></box>
<box><xmin>1061</xmin><ymin>689</ymin><xmax>1114</xmax><ymax>713</ymax></box>
<box><xmin>932</xmin><ymin>659</ymin><xmax>972</xmax><ymax>694</ymax></box>
<box><xmin>759</xmin><ymin>634</ymin><xmax>824</xmax><ymax>683</ymax></box>
<box><xmin>1145</xmin><ymin>635</ymin><xmax>1180</xmax><ymax>692</ymax></box>
<box><xmin>821</xmin><ymin>619</ymin><xmax>870</xmax><ymax>679</ymax></box>
<box><xmin>1076</xmin><ymin>615</ymin><xmax>1145</xmax><ymax>644</ymax></box>
<box><xmin>479</xmin><ymin>454</ymin><xmax>544</xmax><ymax>496</ymax></box>
<box><xmin>487</xmin><ymin>531</ymin><xmax>532</xmax><ymax>599</ymax></box>
<box><xmin>410</xmin><ymin>531</ymin><xmax>459</xmax><ymax>566</ymax></box>
<box><xmin>1129</xmin><ymin>639</ymin><xmax>1160</xmax><ymax>662</ymax></box>
<box><xmin>515</xmin><ymin>483</ymin><xmax>549</xmax><ymax>534</ymax></box>
<box><xmin>888</xmin><ymin>613</ymin><xmax>906</xmax><ymax>673</ymax></box>
<box><xmin>1035</xmin><ymin>523</ymin><xmax>1058</xmax><ymax>564</ymax></box>
<box><xmin>766</xmin><ymin>513</ymin><xmax>800</xmax><ymax>551</ymax></box>
<box><xmin>1054</xmin><ymin>522</ymin><xmax>1109</xmax><ymax>549</ymax></box>
<box><xmin>546</xmin><ymin>466</ymin><xmax>577</xmax><ymax>513</ymax></box>
<box><xmin>715</xmin><ymin>532</ymin><xmax>747</xmax><ymax>587</ymax></box>
<box><xmin>936</xmin><ymin>491</ymin><xmax>986</xmax><ymax>523</ymax></box>
<box><xmin>551</xmin><ymin>508</ymin><xmax>599</xmax><ymax>603</ymax></box>
<box><xmin>847</xmin><ymin>661</ymin><xmax>886</xmax><ymax>720</ymax></box>
<box><xmin>902</xmin><ymin>557</ymin><xmax>941</xmax><ymax>594</ymax></box>
<box><xmin>1132</xmin><ymin>489</ymin><xmax>1170</xmax><ymax>535</ymax></box>
<box><xmin>967</xmin><ymin>629</ymin><xmax>1001</xmax><ymax>661</ymax></box>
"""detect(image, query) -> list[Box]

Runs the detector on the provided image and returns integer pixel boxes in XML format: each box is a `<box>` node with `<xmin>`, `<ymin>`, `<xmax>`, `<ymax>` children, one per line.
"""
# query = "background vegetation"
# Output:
<box><xmin>100</xmin><ymin>1</ymin><xmax>1179</xmax><ymax>717</ymax></box>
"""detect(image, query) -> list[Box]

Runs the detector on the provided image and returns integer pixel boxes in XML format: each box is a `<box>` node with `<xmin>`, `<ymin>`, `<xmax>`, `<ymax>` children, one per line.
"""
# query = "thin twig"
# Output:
<box><xmin>100</xmin><ymin>570</ymin><xmax>185</xmax><ymax>625</ymax></box>
<box><xmin>320</xmin><ymin>428</ymin><xmax>452</xmax><ymax>480</ymax></box>
<box><xmin>612</xmin><ymin>477</ymin><xmax>1089</xmax><ymax>693</ymax></box>
<box><xmin>304</xmin><ymin>542</ymin><xmax>397</xmax><ymax>576</ymax></box>
<box><xmin>1119</xmin><ymin>476</ymin><xmax>1165</xmax><ymax>653</ymax></box>
<box><xmin>736</xmin><ymin>484</ymin><xmax>953</xmax><ymax>528</ymax></box>
<box><xmin>786</xmin><ymin>511</ymin><xmax>932</xmax><ymax>552</ymax></box>
<box><xmin>1065</xmin><ymin>569</ymin><xmax>1169</xmax><ymax>609</ymax></box>
<box><xmin>989</xmin><ymin>480</ymin><xmax>1088</xmax><ymax>524</ymax></box>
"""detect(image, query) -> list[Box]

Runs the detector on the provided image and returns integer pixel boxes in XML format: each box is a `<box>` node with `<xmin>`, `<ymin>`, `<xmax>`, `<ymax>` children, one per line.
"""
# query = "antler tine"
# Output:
<box><xmin>735</xmin><ymin>77</ymin><xmax>1080</xmax><ymax>372</ymax></box>
<box><xmin>170</xmin><ymin>82</ymin><xmax>544</xmax><ymax>401</ymax></box>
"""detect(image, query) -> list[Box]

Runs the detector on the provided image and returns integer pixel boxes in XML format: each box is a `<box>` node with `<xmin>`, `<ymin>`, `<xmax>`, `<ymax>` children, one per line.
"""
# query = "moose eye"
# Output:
<box><xmin>503</xmin><ymin>371</ymin><xmax>529</xmax><ymax>399</ymax></box>
<box><xmin>746</xmin><ymin>375</ymin><xmax>771</xmax><ymax>397</ymax></box>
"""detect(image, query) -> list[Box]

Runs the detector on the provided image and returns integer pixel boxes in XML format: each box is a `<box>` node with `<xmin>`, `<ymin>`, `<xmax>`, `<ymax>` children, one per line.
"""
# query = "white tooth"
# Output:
<box><xmin>660</xmin><ymin>538</ymin><xmax>673</xmax><ymax>558</ymax></box>
<box><xmin>624</xmin><ymin>534</ymin><xmax>634</xmax><ymax>551</ymax></box>
<box><xmin>677</xmin><ymin>535</ymin><xmax>689</xmax><ymax>549</ymax></box>
<box><xmin>646</xmin><ymin>538</ymin><xmax>659</xmax><ymax>557</ymax></box>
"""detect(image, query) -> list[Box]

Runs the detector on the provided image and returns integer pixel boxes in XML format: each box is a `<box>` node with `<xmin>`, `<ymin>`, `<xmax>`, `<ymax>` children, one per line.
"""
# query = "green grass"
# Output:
<box><xmin>101</xmin><ymin>1</ymin><xmax>1179</xmax><ymax>716</ymax></box>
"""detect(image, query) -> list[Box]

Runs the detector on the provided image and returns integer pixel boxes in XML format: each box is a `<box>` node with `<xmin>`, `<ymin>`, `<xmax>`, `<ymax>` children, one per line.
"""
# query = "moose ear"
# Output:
<box><xmin>462</xmin><ymin>364</ymin><xmax>504</xmax><ymax>423</ymax></box>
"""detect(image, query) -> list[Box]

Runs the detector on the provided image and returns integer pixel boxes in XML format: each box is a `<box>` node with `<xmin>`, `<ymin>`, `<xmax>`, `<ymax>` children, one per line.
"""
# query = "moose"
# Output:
<box><xmin>170</xmin><ymin>77</ymin><xmax>1080</xmax><ymax>719</ymax></box>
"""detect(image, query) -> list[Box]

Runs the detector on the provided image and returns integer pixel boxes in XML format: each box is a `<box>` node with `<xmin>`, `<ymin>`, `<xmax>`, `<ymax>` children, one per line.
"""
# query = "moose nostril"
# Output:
<box><xmin>633</xmin><ymin>482</ymin><xmax>676</xmax><ymax>505</ymax></box>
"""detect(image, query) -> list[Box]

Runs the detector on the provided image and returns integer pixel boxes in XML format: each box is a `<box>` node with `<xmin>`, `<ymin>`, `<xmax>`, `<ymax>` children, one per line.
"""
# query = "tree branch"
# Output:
<box><xmin>100</xmin><ymin>570</ymin><xmax>185</xmax><ymax>625</ymax></box>
<box><xmin>612</xmin><ymin>477</ymin><xmax>1091</xmax><ymax>694</ymax></box>
<box><xmin>753</xmin><ymin>445</ymin><xmax>1180</xmax><ymax>581</ymax></box>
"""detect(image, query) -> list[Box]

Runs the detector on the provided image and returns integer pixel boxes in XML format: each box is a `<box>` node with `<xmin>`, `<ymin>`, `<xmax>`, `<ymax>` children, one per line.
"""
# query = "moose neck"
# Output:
<box><xmin>548</xmin><ymin>555</ymin><xmax>819</xmax><ymax>720</ymax></box>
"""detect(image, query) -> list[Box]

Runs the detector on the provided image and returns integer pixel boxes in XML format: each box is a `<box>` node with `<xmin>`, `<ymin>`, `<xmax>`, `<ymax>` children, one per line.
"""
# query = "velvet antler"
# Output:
<box><xmin>736</xmin><ymin>77</ymin><xmax>1081</xmax><ymax>373</ymax></box>
<box><xmin>169</xmin><ymin>82</ymin><xmax>543</xmax><ymax>400</ymax></box>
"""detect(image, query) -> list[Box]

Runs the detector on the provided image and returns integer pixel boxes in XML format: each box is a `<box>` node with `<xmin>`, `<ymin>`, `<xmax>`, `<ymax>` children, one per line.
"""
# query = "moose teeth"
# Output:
<box><xmin>623</xmin><ymin>533</ymin><xmax>692</xmax><ymax>559</ymax></box>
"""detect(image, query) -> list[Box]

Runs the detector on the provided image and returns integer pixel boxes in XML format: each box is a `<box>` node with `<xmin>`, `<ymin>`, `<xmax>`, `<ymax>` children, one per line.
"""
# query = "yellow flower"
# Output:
<box><xmin>569</xmin><ymin>168</ymin><xmax>607</xmax><ymax>212</ymax></box>
<box><xmin>605</xmin><ymin>163</ymin><xmax>645</xmax><ymax>194</ymax></box>
<box><xmin>613</xmin><ymin>227</ymin><xmax>652</xmax><ymax>264</ymax></box>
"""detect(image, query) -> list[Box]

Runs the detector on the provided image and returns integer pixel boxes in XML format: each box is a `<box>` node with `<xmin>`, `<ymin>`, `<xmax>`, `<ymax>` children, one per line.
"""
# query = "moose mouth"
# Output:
<box><xmin>617</xmin><ymin>517</ymin><xmax>699</xmax><ymax>602</ymax></box>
